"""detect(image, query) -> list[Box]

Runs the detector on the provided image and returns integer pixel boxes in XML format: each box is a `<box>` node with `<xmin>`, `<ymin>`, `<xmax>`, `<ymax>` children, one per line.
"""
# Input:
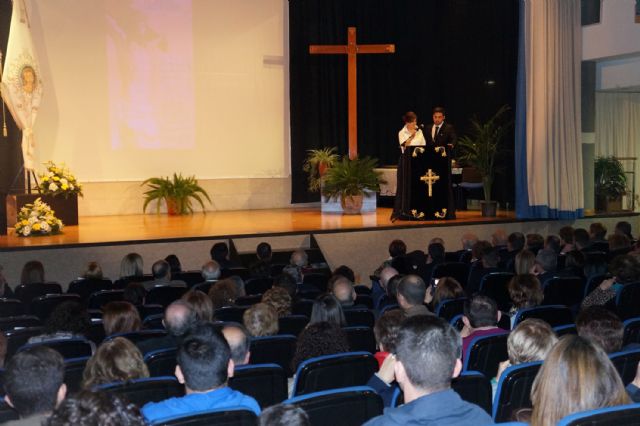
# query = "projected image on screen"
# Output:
<box><xmin>106</xmin><ymin>0</ymin><xmax>194</xmax><ymax>150</ymax></box>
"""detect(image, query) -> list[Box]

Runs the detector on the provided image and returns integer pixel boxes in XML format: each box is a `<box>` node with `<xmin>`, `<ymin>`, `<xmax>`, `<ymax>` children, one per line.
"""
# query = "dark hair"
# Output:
<box><xmin>610</xmin><ymin>255</ymin><xmax>640</xmax><ymax>284</ymax></box>
<box><xmin>123</xmin><ymin>282</ymin><xmax>146</xmax><ymax>306</ymax></box>
<box><xmin>209</xmin><ymin>280</ymin><xmax>238</xmax><ymax>310</ymax></box>
<box><xmin>259</xmin><ymin>404</ymin><xmax>311</xmax><ymax>426</ymax></box>
<box><xmin>250</xmin><ymin>260</ymin><xmax>271</xmax><ymax>279</ymax></box>
<box><xmin>508</xmin><ymin>274</ymin><xmax>544</xmax><ymax>310</ymax></box>
<box><xmin>590</xmin><ymin>222</ymin><xmax>607</xmax><ymax>240</ymax></box>
<box><xmin>210</xmin><ymin>242</ymin><xmax>230</xmax><ymax>262</ymax></box>
<box><xmin>573</xmin><ymin>228</ymin><xmax>590</xmax><ymax>249</ymax></box>
<box><xmin>151</xmin><ymin>260</ymin><xmax>170</xmax><ymax>279</ymax></box>
<box><xmin>83</xmin><ymin>261</ymin><xmax>103</xmax><ymax>280</ymax></box>
<box><xmin>21</xmin><ymin>260</ymin><xmax>45</xmax><ymax>285</ymax></box>
<box><xmin>164</xmin><ymin>254</ymin><xmax>182</xmax><ymax>274</ymax></box>
<box><xmin>508</xmin><ymin>232</ymin><xmax>526</xmax><ymax>251</ymax></box>
<box><xmin>576</xmin><ymin>307</ymin><xmax>624</xmax><ymax>354</ymax></box>
<box><xmin>332</xmin><ymin>265</ymin><xmax>355</xmax><ymax>283</ymax></box>
<box><xmin>397</xmin><ymin>275</ymin><xmax>426</xmax><ymax>306</ymax></box>
<box><xmin>583</xmin><ymin>253</ymin><xmax>608</xmax><ymax>279</ymax></box>
<box><xmin>374</xmin><ymin>310</ymin><xmax>406</xmax><ymax>353</ymax></box>
<box><xmin>257</xmin><ymin>242</ymin><xmax>272</xmax><ymax>261</ymax></box>
<box><xmin>181</xmin><ymin>290</ymin><xmax>214</xmax><ymax>322</ymax></box>
<box><xmin>388</xmin><ymin>239</ymin><xmax>407</xmax><ymax>258</ymax></box>
<box><xmin>481</xmin><ymin>246</ymin><xmax>500</xmax><ymax>268</ymax></box>
<box><xmin>177</xmin><ymin>323</ymin><xmax>231</xmax><ymax>391</ymax></box>
<box><xmin>559</xmin><ymin>226</ymin><xmax>574</xmax><ymax>245</ymax></box>
<box><xmin>102</xmin><ymin>301</ymin><xmax>142</xmax><ymax>336</ymax></box>
<box><xmin>564</xmin><ymin>250</ymin><xmax>585</xmax><ymax>270</ymax></box>
<box><xmin>535</xmin><ymin>249</ymin><xmax>557</xmax><ymax>272</ymax></box>
<box><xmin>464</xmin><ymin>295</ymin><xmax>498</xmax><ymax>328</ymax></box>
<box><xmin>432</xmin><ymin>106</ymin><xmax>446</xmax><ymax>115</ymax></box>
<box><xmin>402</xmin><ymin>111</ymin><xmax>417</xmax><ymax>123</ymax></box>
<box><xmin>608</xmin><ymin>234</ymin><xmax>631</xmax><ymax>252</ymax></box>
<box><xmin>526</xmin><ymin>233</ymin><xmax>545</xmax><ymax>253</ymax></box>
<box><xmin>292</xmin><ymin>322</ymin><xmax>350</xmax><ymax>370</ymax></box>
<box><xmin>387</xmin><ymin>274</ymin><xmax>403</xmax><ymax>298</ymax></box>
<box><xmin>310</xmin><ymin>294</ymin><xmax>346</xmax><ymax>326</ymax></box>
<box><xmin>544</xmin><ymin>235</ymin><xmax>561</xmax><ymax>254</ymax></box>
<box><xmin>273</xmin><ymin>273</ymin><xmax>297</xmax><ymax>299</ymax></box>
<box><xmin>43</xmin><ymin>301</ymin><xmax>91</xmax><ymax>336</ymax></box>
<box><xmin>427</xmin><ymin>243</ymin><xmax>445</xmax><ymax>262</ymax></box>
<box><xmin>615</xmin><ymin>221</ymin><xmax>633</xmax><ymax>239</ymax></box>
<box><xmin>45</xmin><ymin>391</ymin><xmax>146</xmax><ymax>426</ymax></box>
<box><xmin>4</xmin><ymin>346</ymin><xmax>64</xmax><ymax>416</ymax></box>
<box><xmin>395</xmin><ymin>315</ymin><xmax>460</xmax><ymax>392</ymax></box>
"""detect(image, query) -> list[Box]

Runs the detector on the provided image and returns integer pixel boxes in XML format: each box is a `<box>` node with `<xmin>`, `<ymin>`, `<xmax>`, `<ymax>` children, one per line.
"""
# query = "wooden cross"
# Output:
<box><xmin>309</xmin><ymin>27</ymin><xmax>395</xmax><ymax>159</ymax></box>
<box><xmin>420</xmin><ymin>169</ymin><xmax>440</xmax><ymax>197</ymax></box>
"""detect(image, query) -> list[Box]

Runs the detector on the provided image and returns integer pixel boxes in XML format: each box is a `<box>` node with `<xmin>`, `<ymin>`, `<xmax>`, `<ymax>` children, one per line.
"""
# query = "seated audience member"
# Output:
<box><xmin>164</xmin><ymin>254</ymin><xmax>182</xmax><ymax>276</ymax></box>
<box><xmin>507</xmin><ymin>274</ymin><xmax>544</xmax><ymax>324</ymax></box>
<box><xmin>615</xmin><ymin>220</ymin><xmax>634</xmax><ymax>241</ymax></box>
<box><xmin>461</xmin><ymin>295</ymin><xmax>503</xmax><ymax>358</ymax></box>
<box><xmin>470</xmin><ymin>240</ymin><xmax>492</xmax><ymax>265</ymax></box>
<box><xmin>544</xmin><ymin>235</ymin><xmax>561</xmax><ymax>255</ymax></box>
<box><xmin>137</xmin><ymin>300</ymin><xmax>197</xmax><ymax>355</ymax></box>
<box><xmin>574</xmin><ymin>228</ymin><xmax>592</xmax><ymax>252</ymax></box>
<box><xmin>309</xmin><ymin>294</ymin><xmax>346</xmax><ymax>326</ymax></box>
<box><xmin>144</xmin><ymin>260</ymin><xmax>187</xmax><ymax>291</ymax></box>
<box><xmin>467</xmin><ymin>245</ymin><xmax>501</xmax><ymax>295</ymax></box>
<box><xmin>45</xmin><ymin>391</ymin><xmax>145</xmax><ymax>426</ymax></box>
<box><xmin>20</xmin><ymin>260</ymin><xmax>45</xmax><ymax>285</ymax></box>
<box><xmin>608</xmin><ymin>233</ymin><xmax>632</xmax><ymax>256</ymax></box>
<box><xmin>589</xmin><ymin>222</ymin><xmax>608</xmax><ymax>244</ymax></box>
<box><xmin>332</xmin><ymin>265</ymin><xmax>356</xmax><ymax>285</ymax></box>
<box><xmin>256</xmin><ymin>242</ymin><xmax>273</xmax><ymax>264</ymax></box>
<box><xmin>458</xmin><ymin>233</ymin><xmax>479</xmax><ymax>258</ymax></box>
<box><xmin>531</xmin><ymin>249</ymin><xmax>559</xmax><ymax>284</ymax></box>
<box><xmin>529</xmin><ymin>335</ymin><xmax>630</xmax><ymax>426</ymax></box>
<box><xmin>258</xmin><ymin>404</ymin><xmax>310</xmax><ymax>426</ymax></box>
<box><xmin>102</xmin><ymin>301</ymin><xmax>142</xmax><ymax>336</ymax></box>
<box><xmin>228</xmin><ymin>275</ymin><xmax>246</xmax><ymax>298</ymax></box>
<box><xmin>396</xmin><ymin>275</ymin><xmax>431</xmax><ymax>317</ymax></box>
<box><xmin>181</xmin><ymin>289</ymin><xmax>214</xmax><ymax>322</ymax></box>
<box><xmin>249</xmin><ymin>259</ymin><xmax>271</xmax><ymax>279</ymax></box>
<box><xmin>243</xmin><ymin>303</ymin><xmax>279</xmax><ymax>337</ymax></box>
<box><xmin>496</xmin><ymin>319</ymin><xmax>558</xmax><ymax>382</ymax></box>
<box><xmin>575</xmin><ymin>306</ymin><xmax>626</xmax><ymax>353</ymax></box>
<box><xmin>500</xmin><ymin>232</ymin><xmax>525</xmax><ymax>271</ymax></box>
<box><xmin>222</xmin><ymin>324</ymin><xmax>251</xmax><ymax>366</ymax></box>
<box><xmin>491</xmin><ymin>229</ymin><xmax>508</xmax><ymax>249</ymax></box>
<box><xmin>425</xmin><ymin>277</ymin><xmax>464</xmax><ymax>312</ymax></box>
<box><xmin>272</xmin><ymin>272</ymin><xmax>297</xmax><ymax>300</ymax></box>
<box><xmin>262</xmin><ymin>286</ymin><xmax>292</xmax><ymax>317</ymax></box>
<box><xmin>3</xmin><ymin>346</ymin><xmax>66</xmax><ymax>425</ymax></box>
<box><xmin>142</xmin><ymin>323</ymin><xmax>260</xmax><ymax>421</ymax></box>
<box><xmin>365</xmin><ymin>316</ymin><xmax>493</xmax><ymax>425</ymax></box>
<box><xmin>582</xmin><ymin>254</ymin><xmax>640</xmax><ymax>309</ymax></box>
<box><xmin>123</xmin><ymin>282</ymin><xmax>146</xmax><ymax>306</ymax></box>
<box><xmin>526</xmin><ymin>233</ymin><xmax>545</xmax><ymax>255</ymax></box>
<box><xmin>373</xmin><ymin>239</ymin><xmax>407</xmax><ymax>279</ymax></box>
<box><xmin>582</xmin><ymin>253</ymin><xmax>609</xmax><ymax>280</ymax></box>
<box><xmin>80</xmin><ymin>261</ymin><xmax>104</xmax><ymax>280</ymax></box>
<box><xmin>0</xmin><ymin>264</ymin><xmax>15</xmax><ymax>299</ymax></box>
<box><xmin>210</xmin><ymin>242</ymin><xmax>236</xmax><ymax>270</ymax></box>
<box><xmin>373</xmin><ymin>266</ymin><xmax>399</xmax><ymax>307</ymax></box>
<box><xmin>193</xmin><ymin>260</ymin><xmax>221</xmax><ymax>292</ymax></box>
<box><xmin>116</xmin><ymin>253</ymin><xmax>144</xmax><ymax>287</ymax></box>
<box><xmin>332</xmin><ymin>276</ymin><xmax>358</xmax><ymax>308</ymax></box>
<box><xmin>82</xmin><ymin>337</ymin><xmax>149</xmax><ymax>388</ymax></box>
<box><xmin>209</xmin><ymin>279</ymin><xmax>238</xmax><ymax>310</ymax></box>
<box><xmin>561</xmin><ymin>250</ymin><xmax>585</xmax><ymax>278</ymax></box>
<box><xmin>422</xmin><ymin>243</ymin><xmax>445</xmax><ymax>281</ymax></box>
<box><xmin>0</xmin><ymin>331</ymin><xmax>7</xmax><ymax>368</ymax></box>
<box><xmin>291</xmin><ymin>322</ymin><xmax>350</xmax><ymax>371</ymax></box>
<box><xmin>558</xmin><ymin>226</ymin><xmax>575</xmax><ymax>254</ymax></box>
<box><xmin>29</xmin><ymin>301</ymin><xmax>92</xmax><ymax>344</ymax></box>
<box><xmin>282</xmin><ymin>249</ymin><xmax>309</xmax><ymax>285</ymax></box>
<box><xmin>514</xmin><ymin>249</ymin><xmax>535</xmax><ymax>276</ymax></box>
<box><xmin>372</xmin><ymin>310</ymin><xmax>406</xmax><ymax>368</ymax></box>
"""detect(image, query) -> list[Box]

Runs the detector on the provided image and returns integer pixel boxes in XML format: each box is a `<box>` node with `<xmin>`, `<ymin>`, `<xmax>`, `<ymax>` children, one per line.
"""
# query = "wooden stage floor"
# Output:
<box><xmin>1</xmin><ymin>207</ymin><xmax>518</xmax><ymax>250</ymax></box>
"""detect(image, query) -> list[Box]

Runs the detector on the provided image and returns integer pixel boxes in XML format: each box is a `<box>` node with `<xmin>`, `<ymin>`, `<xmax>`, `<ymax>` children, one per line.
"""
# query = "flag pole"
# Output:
<box><xmin>0</xmin><ymin>50</ymin><xmax>7</xmax><ymax>137</ymax></box>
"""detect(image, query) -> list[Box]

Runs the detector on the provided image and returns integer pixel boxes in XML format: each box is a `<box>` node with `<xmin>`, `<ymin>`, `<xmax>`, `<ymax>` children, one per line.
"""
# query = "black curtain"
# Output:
<box><xmin>0</xmin><ymin>0</ymin><xmax>24</xmax><ymax>194</ymax></box>
<box><xmin>290</xmin><ymin>0</ymin><xmax>519</xmax><ymax>204</ymax></box>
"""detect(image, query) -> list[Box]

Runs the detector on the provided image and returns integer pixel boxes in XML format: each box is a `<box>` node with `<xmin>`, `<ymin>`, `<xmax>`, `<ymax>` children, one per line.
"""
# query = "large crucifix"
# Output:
<box><xmin>309</xmin><ymin>27</ymin><xmax>395</xmax><ymax>159</ymax></box>
<box><xmin>420</xmin><ymin>169</ymin><xmax>440</xmax><ymax>197</ymax></box>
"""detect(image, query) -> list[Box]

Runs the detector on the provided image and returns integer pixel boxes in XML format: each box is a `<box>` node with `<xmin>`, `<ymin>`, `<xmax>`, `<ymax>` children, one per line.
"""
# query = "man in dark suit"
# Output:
<box><xmin>426</xmin><ymin>106</ymin><xmax>457</xmax><ymax>148</ymax></box>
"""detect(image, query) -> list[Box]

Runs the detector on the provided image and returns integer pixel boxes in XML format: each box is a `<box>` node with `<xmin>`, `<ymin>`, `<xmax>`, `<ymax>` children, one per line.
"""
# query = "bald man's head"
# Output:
<box><xmin>222</xmin><ymin>325</ymin><xmax>250</xmax><ymax>365</ymax></box>
<box><xmin>164</xmin><ymin>301</ymin><xmax>197</xmax><ymax>337</ymax></box>
<box><xmin>332</xmin><ymin>277</ymin><xmax>355</xmax><ymax>307</ymax></box>
<box><xmin>379</xmin><ymin>267</ymin><xmax>399</xmax><ymax>289</ymax></box>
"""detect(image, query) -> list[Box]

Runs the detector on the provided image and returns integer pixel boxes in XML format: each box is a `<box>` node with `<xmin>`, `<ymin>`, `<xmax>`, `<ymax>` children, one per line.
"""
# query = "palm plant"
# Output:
<box><xmin>142</xmin><ymin>173</ymin><xmax>211</xmax><ymax>215</ymax></box>
<box><xmin>303</xmin><ymin>147</ymin><xmax>340</xmax><ymax>192</ymax></box>
<box><xmin>322</xmin><ymin>156</ymin><xmax>385</xmax><ymax>201</ymax></box>
<box><xmin>456</xmin><ymin>105</ymin><xmax>512</xmax><ymax>201</ymax></box>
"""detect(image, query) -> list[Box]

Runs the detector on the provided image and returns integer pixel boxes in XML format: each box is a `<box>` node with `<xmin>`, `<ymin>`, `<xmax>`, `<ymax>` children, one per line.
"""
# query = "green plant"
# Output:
<box><xmin>303</xmin><ymin>147</ymin><xmax>339</xmax><ymax>192</ymax></box>
<box><xmin>594</xmin><ymin>156</ymin><xmax>627</xmax><ymax>200</ymax></box>
<box><xmin>142</xmin><ymin>173</ymin><xmax>211</xmax><ymax>215</ymax></box>
<box><xmin>456</xmin><ymin>105</ymin><xmax>512</xmax><ymax>201</ymax></box>
<box><xmin>322</xmin><ymin>156</ymin><xmax>385</xmax><ymax>201</ymax></box>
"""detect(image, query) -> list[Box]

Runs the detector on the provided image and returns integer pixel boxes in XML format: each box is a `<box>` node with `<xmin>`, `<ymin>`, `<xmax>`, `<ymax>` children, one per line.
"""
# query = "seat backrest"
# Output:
<box><xmin>513</xmin><ymin>305</ymin><xmax>574</xmax><ymax>328</ymax></box>
<box><xmin>214</xmin><ymin>306</ymin><xmax>248</xmax><ymax>323</ymax></box>
<box><xmin>463</xmin><ymin>332</ymin><xmax>509</xmax><ymax>378</ymax></box>
<box><xmin>67</xmin><ymin>279</ymin><xmax>113</xmax><ymax>300</ymax></box>
<box><xmin>17</xmin><ymin>338</ymin><xmax>94</xmax><ymax>360</ymax></box>
<box><xmin>221</xmin><ymin>267</ymin><xmax>251</xmax><ymax>280</ymax></box>
<box><xmin>88</xmin><ymin>289</ymin><xmax>125</xmax><ymax>310</ymax></box>
<box><xmin>98</xmin><ymin>377</ymin><xmax>184</xmax><ymax>407</ymax></box>
<box><xmin>343</xmin><ymin>309</ymin><xmax>375</xmax><ymax>328</ymax></box>
<box><xmin>0</xmin><ymin>299</ymin><xmax>25</xmax><ymax>318</ymax></box>
<box><xmin>343</xmin><ymin>326</ymin><xmax>376</xmax><ymax>353</ymax></box>
<box><xmin>543</xmin><ymin>277</ymin><xmax>585</xmax><ymax>308</ymax></box>
<box><xmin>433</xmin><ymin>262</ymin><xmax>470</xmax><ymax>287</ymax></box>
<box><xmin>30</xmin><ymin>294</ymin><xmax>82</xmax><ymax>321</ymax></box>
<box><xmin>228</xmin><ymin>363</ymin><xmax>288</xmax><ymax>408</ymax></box>
<box><xmin>553</xmin><ymin>324</ymin><xmax>578</xmax><ymax>337</ymax></box>
<box><xmin>244</xmin><ymin>278</ymin><xmax>272</xmax><ymax>295</ymax></box>
<box><xmin>153</xmin><ymin>407</ymin><xmax>258</xmax><ymax>426</ymax></box>
<box><xmin>143</xmin><ymin>314</ymin><xmax>165</xmax><ymax>330</ymax></box>
<box><xmin>292</xmin><ymin>352</ymin><xmax>378</xmax><ymax>397</ymax></box>
<box><xmin>249</xmin><ymin>335</ymin><xmax>297</xmax><ymax>377</ymax></box>
<box><xmin>557</xmin><ymin>403</ymin><xmax>640</xmax><ymax>426</ymax></box>
<box><xmin>354</xmin><ymin>294</ymin><xmax>373</xmax><ymax>309</ymax></box>
<box><xmin>284</xmin><ymin>386</ymin><xmax>382</xmax><ymax>426</ymax></box>
<box><xmin>139</xmin><ymin>304</ymin><xmax>165</xmax><ymax>320</ymax></box>
<box><xmin>4</xmin><ymin>326</ymin><xmax>44</xmax><ymax>359</ymax></box>
<box><xmin>235</xmin><ymin>295</ymin><xmax>262</xmax><ymax>307</ymax></box>
<box><xmin>292</xmin><ymin>299</ymin><xmax>314</xmax><ymax>317</ymax></box>
<box><xmin>302</xmin><ymin>273</ymin><xmax>329</xmax><ymax>293</ymax></box>
<box><xmin>452</xmin><ymin>371</ymin><xmax>492</xmax><ymax>416</ymax></box>
<box><xmin>64</xmin><ymin>356</ymin><xmax>91</xmax><ymax>394</ymax></box>
<box><xmin>492</xmin><ymin>361</ymin><xmax>542</xmax><ymax>422</ymax></box>
<box><xmin>609</xmin><ymin>349</ymin><xmax>640</xmax><ymax>385</ymax></box>
<box><xmin>172</xmin><ymin>271</ymin><xmax>203</xmax><ymax>287</ymax></box>
<box><xmin>15</xmin><ymin>282</ymin><xmax>62</xmax><ymax>304</ymax></box>
<box><xmin>623</xmin><ymin>317</ymin><xmax>640</xmax><ymax>347</ymax></box>
<box><xmin>0</xmin><ymin>315</ymin><xmax>42</xmax><ymax>331</ymax></box>
<box><xmin>0</xmin><ymin>401</ymin><xmax>19</xmax><ymax>423</ymax></box>
<box><xmin>479</xmin><ymin>273</ymin><xmax>514</xmax><ymax>312</ymax></box>
<box><xmin>617</xmin><ymin>282</ymin><xmax>640</xmax><ymax>320</ymax></box>
<box><xmin>106</xmin><ymin>329</ymin><xmax>168</xmax><ymax>345</ymax></box>
<box><xmin>146</xmin><ymin>287</ymin><xmax>187</xmax><ymax>308</ymax></box>
<box><xmin>144</xmin><ymin>347</ymin><xmax>178</xmax><ymax>377</ymax></box>
<box><xmin>435</xmin><ymin>298</ymin><xmax>468</xmax><ymax>322</ymax></box>
<box><xmin>278</xmin><ymin>315</ymin><xmax>309</xmax><ymax>337</ymax></box>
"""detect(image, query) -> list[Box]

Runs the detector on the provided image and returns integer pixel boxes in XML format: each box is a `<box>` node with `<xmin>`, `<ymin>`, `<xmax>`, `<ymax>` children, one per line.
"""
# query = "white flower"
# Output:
<box><xmin>49</xmin><ymin>182</ymin><xmax>59</xmax><ymax>191</ymax></box>
<box><xmin>48</xmin><ymin>171</ymin><xmax>54</xmax><ymax>177</ymax></box>
<box><xmin>60</xmin><ymin>178</ymin><xmax>68</xmax><ymax>185</ymax></box>
<box><xmin>69</xmin><ymin>184</ymin><xmax>75</xmax><ymax>190</ymax></box>
<box><xmin>40</xmin><ymin>222</ymin><xmax>51</xmax><ymax>232</ymax></box>
<box><xmin>21</xmin><ymin>225</ymin><xmax>31</xmax><ymax>236</ymax></box>
<box><xmin>28</xmin><ymin>216</ymin><xmax>38</xmax><ymax>225</ymax></box>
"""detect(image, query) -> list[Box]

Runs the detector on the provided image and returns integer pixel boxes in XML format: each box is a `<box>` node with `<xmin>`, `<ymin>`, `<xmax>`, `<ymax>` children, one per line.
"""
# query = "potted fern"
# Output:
<box><xmin>457</xmin><ymin>105</ymin><xmax>512</xmax><ymax>217</ymax></box>
<box><xmin>594</xmin><ymin>156</ymin><xmax>627</xmax><ymax>212</ymax></box>
<box><xmin>303</xmin><ymin>147</ymin><xmax>339</xmax><ymax>192</ymax></box>
<box><xmin>142</xmin><ymin>173</ymin><xmax>211</xmax><ymax>215</ymax></box>
<box><xmin>322</xmin><ymin>156</ymin><xmax>385</xmax><ymax>214</ymax></box>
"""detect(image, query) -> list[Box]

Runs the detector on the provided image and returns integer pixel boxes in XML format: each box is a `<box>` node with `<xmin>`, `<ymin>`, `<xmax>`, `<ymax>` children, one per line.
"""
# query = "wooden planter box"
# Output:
<box><xmin>6</xmin><ymin>193</ymin><xmax>79</xmax><ymax>228</ymax></box>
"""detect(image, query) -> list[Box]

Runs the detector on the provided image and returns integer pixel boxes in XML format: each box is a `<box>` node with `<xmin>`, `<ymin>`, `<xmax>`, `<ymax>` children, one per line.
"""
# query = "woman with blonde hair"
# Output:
<box><xmin>262</xmin><ymin>286</ymin><xmax>292</xmax><ymax>317</ymax></box>
<box><xmin>243</xmin><ymin>303</ymin><xmax>279</xmax><ymax>337</ymax></box>
<box><xmin>82</xmin><ymin>337</ymin><xmax>149</xmax><ymax>388</ymax></box>
<box><xmin>529</xmin><ymin>335</ymin><xmax>630</xmax><ymax>426</ymax></box>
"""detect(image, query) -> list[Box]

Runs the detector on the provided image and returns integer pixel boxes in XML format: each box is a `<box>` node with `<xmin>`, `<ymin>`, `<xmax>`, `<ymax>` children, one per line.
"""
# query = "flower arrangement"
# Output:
<box><xmin>14</xmin><ymin>198</ymin><xmax>64</xmax><ymax>237</ymax></box>
<box><xmin>38</xmin><ymin>161</ymin><xmax>83</xmax><ymax>198</ymax></box>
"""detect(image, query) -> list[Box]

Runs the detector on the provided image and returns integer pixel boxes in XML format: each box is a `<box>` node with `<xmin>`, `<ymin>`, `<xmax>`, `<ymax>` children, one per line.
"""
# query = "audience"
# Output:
<box><xmin>507</xmin><ymin>274</ymin><xmax>544</xmax><ymax>324</ymax></box>
<box><xmin>82</xmin><ymin>337</ymin><xmax>149</xmax><ymax>389</ymax></box>
<box><xmin>424</xmin><ymin>276</ymin><xmax>464</xmax><ymax>312</ymax></box>
<box><xmin>137</xmin><ymin>300</ymin><xmax>197</xmax><ymax>355</ymax></box>
<box><xmin>181</xmin><ymin>289</ymin><xmax>214</xmax><ymax>322</ymax></box>
<box><xmin>243</xmin><ymin>303</ymin><xmax>279</xmax><ymax>337</ymax></box>
<box><xmin>193</xmin><ymin>260</ymin><xmax>221</xmax><ymax>292</ymax></box>
<box><xmin>141</xmin><ymin>322</ymin><xmax>260</xmax><ymax>422</ymax></box>
<box><xmin>582</xmin><ymin>254</ymin><xmax>640</xmax><ymax>308</ymax></box>
<box><xmin>117</xmin><ymin>253</ymin><xmax>144</xmax><ymax>286</ymax></box>
<box><xmin>81</xmin><ymin>261</ymin><xmax>104</xmax><ymax>280</ymax></box>
<box><xmin>262</xmin><ymin>286</ymin><xmax>292</xmax><ymax>317</ymax></box>
<box><xmin>461</xmin><ymin>294</ymin><xmax>503</xmax><ymax>358</ymax></box>
<box><xmin>526</xmin><ymin>233</ymin><xmax>544</xmax><ymax>255</ymax></box>
<box><xmin>258</xmin><ymin>404</ymin><xmax>310</xmax><ymax>426</ymax></box>
<box><xmin>309</xmin><ymin>294</ymin><xmax>346</xmax><ymax>326</ymax></box>
<box><xmin>615</xmin><ymin>220</ymin><xmax>634</xmax><ymax>241</ymax></box>
<box><xmin>210</xmin><ymin>242</ymin><xmax>236</xmax><ymax>270</ymax></box>
<box><xmin>332</xmin><ymin>276</ymin><xmax>358</xmax><ymax>308</ymax></box>
<box><xmin>164</xmin><ymin>254</ymin><xmax>182</xmax><ymax>275</ymax></box>
<box><xmin>102</xmin><ymin>301</ymin><xmax>142</xmax><ymax>336</ymax></box>
<box><xmin>514</xmin><ymin>249</ymin><xmax>535</xmax><ymax>275</ymax></box>
<box><xmin>466</xmin><ymin>245</ymin><xmax>501</xmax><ymax>295</ymax></box>
<box><xmin>589</xmin><ymin>222</ymin><xmax>608</xmax><ymax>244</ymax></box>
<box><xmin>29</xmin><ymin>301</ymin><xmax>92</xmax><ymax>345</ymax></box>
<box><xmin>272</xmin><ymin>273</ymin><xmax>298</xmax><ymax>300</ymax></box>
<box><xmin>291</xmin><ymin>322</ymin><xmax>350</xmax><ymax>371</ymax></box>
<box><xmin>558</xmin><ymin>225</ymin><xmax>575</xmax><ymax>254</ymax></box>
<box><xmin>372</xmin><ymin>309</ymin><xmax>406</xmax><ymax>368</ymax></box>
<box><xmin>123</xmin><ymin>282</ymin><xmax>146</xmax><ymax>306</ymax></box>
<box><xmin>573</xmin><ymin>228</ymin><xmax>591</xmax><ymax>252</ymax></box>
<box><xmin>45</xmin><ymin>391</ymin><xmax>146</xmax><ymax>426</ymax></box>
<box><xmin>501</xmin><ymin>232</ymin><xmax>525</xmax><ymax>271</ymax></box>
<box><xmin>208</xmin><ymin>279</ymin><xmax>238</xmax><ymax>310</ymax></box>
<box><xmin>531</xmin><ymin>248</ymin><xmax>558</xmax><ymax>284</ymax></box>
<box><xmin>396</xmin><ymin>275</ymin><xmax>430</xmax><ymax>317</ymax></box>
<box><xmin>283</xmin><ymin>249</ymin><xmax>309</xmax><ymax>284</ymax></box>
<box><xmin>575</xmin><ymin>306</ymin><xmax>625</xmax><ymax>353</ymax></box>
<box><xmin>373</xmin><ymin>239</ymin><xmax>407</xmax><ymax>279</ymax></box>
<box><xmin>20</xmin><ymin>260</ymin><xmax>45</xmax><ymax>285</ymax></box>
<box><xmin>144</xmin><ymin>259</ymin><xmax>187</xmax><ymax>291</ymax></box>
<box><xmin>222</xmin><ymin>324</ymin><xmax>251</xmax><ymax>366</ymax></box>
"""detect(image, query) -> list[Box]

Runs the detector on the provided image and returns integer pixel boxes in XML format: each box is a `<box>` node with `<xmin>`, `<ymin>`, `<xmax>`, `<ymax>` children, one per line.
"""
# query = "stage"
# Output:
<box><xmin>0</xmin><ymin>207</ymin><xmax>638</xmax><ymax>290</ymax></box>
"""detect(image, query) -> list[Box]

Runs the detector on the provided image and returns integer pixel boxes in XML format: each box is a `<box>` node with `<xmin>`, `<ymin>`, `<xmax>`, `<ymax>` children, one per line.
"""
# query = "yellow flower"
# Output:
<box><xmin>61</xmin><ymin>184</ymin><xmax>69</xmax><ymax>190</ymax></box>
<box><xmin>32</xmin><ymin>223</ymin><xmax>41</xmax><ymax>231</ymax></box>
<box><xmin>52</xmin><ymin>176</ymin><xmax>60</xmax><ymax>181</ymax></box>
<box><xmin>21</xmin><ymin>219</ymin><xmax>29</xmax><ymax>226</ymax></box>
<box><xmin>41</xmin><ymin>176</ymin><xmax>49</xmax><ymax>182</ymax></box>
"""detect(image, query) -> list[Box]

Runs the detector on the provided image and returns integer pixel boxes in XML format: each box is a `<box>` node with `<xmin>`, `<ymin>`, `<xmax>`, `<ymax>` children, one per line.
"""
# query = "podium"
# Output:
<box><xmin>392</xmin><ymin>145</ymin><xmax>456</xmax><ymax>220</ymax></box>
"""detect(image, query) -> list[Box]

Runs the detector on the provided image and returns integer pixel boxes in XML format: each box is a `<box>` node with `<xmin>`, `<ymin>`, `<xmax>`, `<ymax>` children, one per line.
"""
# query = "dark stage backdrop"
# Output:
<box><xmin>289</xmin><ymin>0</ymin><xmax>519</xmax><ymax>204</ymax></box>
